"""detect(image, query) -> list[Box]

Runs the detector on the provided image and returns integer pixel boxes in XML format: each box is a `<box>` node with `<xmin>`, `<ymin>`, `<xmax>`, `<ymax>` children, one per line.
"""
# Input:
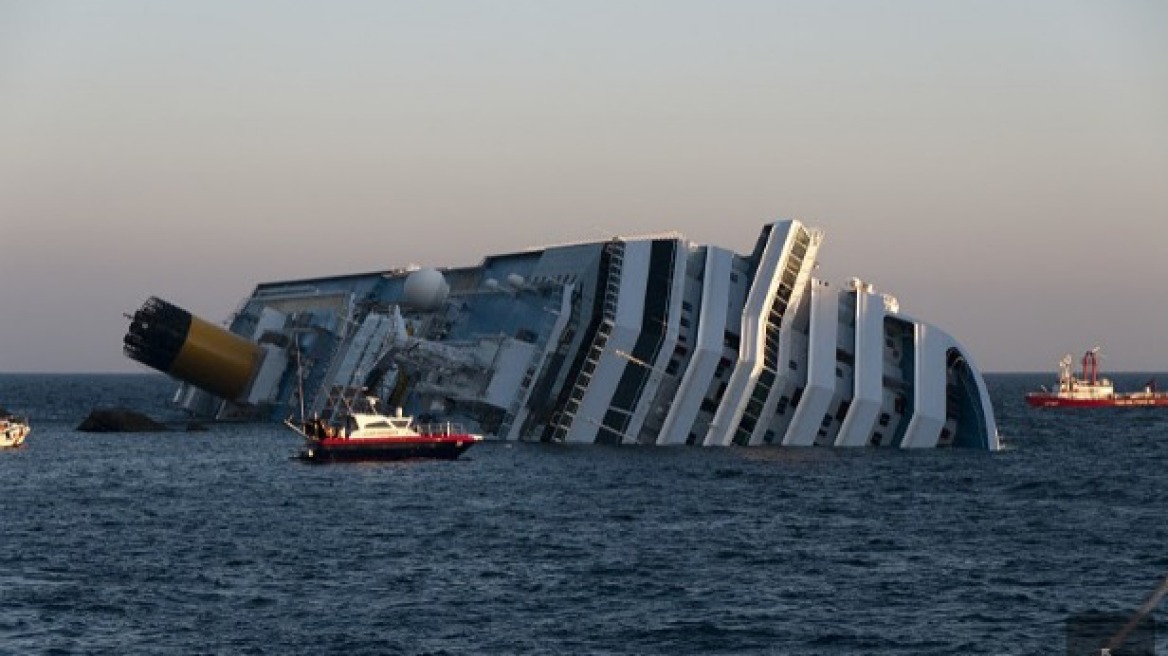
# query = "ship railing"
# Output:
<box><xmin>417</xmin><ymin>422</ymin><xmax>468</xmax><ymax>436</ymax></box>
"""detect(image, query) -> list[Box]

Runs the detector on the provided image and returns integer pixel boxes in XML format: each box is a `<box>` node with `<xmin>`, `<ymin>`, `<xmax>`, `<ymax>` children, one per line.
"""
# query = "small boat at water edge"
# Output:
<box><xmin>1</xmin><ymin>412</ymin><xmax>31</xmax><ymax>448</ymax></box>
<box><xmin>285</xmin><ymin>395</ymin><xmax>482</xmax><ymax>463</ymax></box>
<box><xmin>1025</xmin><ymin>348</ymin><xmax>1168</xmax><ymax>408</ymax></box>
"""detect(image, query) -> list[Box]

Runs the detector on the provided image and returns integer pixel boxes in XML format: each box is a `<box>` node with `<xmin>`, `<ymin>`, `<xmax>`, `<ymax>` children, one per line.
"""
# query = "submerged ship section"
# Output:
<box><xmin>124</xmin><ymin>220</ymin><xmax>1000</xmax><ymax>450</ymax></box>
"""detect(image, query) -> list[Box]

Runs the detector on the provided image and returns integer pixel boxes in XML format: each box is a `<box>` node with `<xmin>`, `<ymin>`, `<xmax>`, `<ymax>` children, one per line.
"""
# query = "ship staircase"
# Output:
<box><xmin>496</xmin><ymin>282</ymin><xmax>579</xmax><ymax>441</ymax></box>
<box><xmin>497</xmin><ymin>331</ymin><xmax>556</xmax><ymax>441</ymax></box>
<box><xmin>549</xmin><ymin>240</ymin><xmax>624</xmax><ymax>441</ymax></box>
<box><xmin>732</xmin><ymin>226</ymin><xmax>811</xmax><ymax>445</ymax></box>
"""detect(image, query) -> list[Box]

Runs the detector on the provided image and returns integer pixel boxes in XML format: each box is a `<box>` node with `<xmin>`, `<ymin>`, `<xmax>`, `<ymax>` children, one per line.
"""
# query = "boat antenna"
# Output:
<box><xmin>295</xmin><ymin>336</ymin><xmax>306</xmax><ymax>424</ymax></box>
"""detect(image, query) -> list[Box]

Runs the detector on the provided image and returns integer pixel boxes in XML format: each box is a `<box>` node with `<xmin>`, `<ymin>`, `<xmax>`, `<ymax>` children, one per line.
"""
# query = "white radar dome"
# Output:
<box><xmin>403</xmin><ymin>268</ymin><xmax>449</xmax><ymax>310</ymax></box>
<box><xmin>506</xmin><ymin>273</ymin><xmax>526</xmax><ymax>288</ymax></box>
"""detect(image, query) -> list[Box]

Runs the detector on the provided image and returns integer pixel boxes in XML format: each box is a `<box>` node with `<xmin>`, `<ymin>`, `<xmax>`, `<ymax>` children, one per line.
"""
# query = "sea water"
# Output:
<box><xmin>1</xmin><ymin>373</ymin><xmax>1166</xmax><ymax>655</ymax></box>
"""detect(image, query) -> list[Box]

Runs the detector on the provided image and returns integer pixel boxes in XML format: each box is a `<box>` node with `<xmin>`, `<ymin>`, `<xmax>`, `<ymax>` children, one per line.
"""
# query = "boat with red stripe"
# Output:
<box><xmin>286</xmin><ymin>395</ymin><xmax>482</xmax><ymax>462</ymax></box>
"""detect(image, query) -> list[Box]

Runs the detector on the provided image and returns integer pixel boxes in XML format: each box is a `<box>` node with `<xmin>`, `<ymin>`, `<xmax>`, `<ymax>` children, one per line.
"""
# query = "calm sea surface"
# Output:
<box><xmin>1</xmin><ymin>373</ymin><xmax>1166</xmax><ymax>655</ymax></box>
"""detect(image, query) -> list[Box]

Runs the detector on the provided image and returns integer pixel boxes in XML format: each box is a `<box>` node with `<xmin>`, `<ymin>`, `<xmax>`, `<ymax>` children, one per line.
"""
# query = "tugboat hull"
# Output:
<box><xmin>1025</xmin><ymin>394</ymin><xmax>1168</xmax><ymax>409</ymax></box>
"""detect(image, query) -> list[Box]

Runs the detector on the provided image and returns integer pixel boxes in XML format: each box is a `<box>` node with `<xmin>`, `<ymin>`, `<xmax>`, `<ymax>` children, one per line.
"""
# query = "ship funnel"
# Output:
<box><xmin>123</xmin><ymin>296</ymin><xmax>264</xmax><ymax>401</ymax></box>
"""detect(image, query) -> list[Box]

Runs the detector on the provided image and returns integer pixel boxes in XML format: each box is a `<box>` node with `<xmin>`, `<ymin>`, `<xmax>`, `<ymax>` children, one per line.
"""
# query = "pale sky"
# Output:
<box><xmin>2</xmin><ymin>1</ymin><xmax>1166</xmax><ymax>373</ymax></box>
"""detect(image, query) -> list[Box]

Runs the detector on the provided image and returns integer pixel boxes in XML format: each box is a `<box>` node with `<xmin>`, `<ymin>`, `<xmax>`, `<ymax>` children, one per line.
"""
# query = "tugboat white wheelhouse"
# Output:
<box><xmin>124</xmin><ymin>220</ymin><xmax>1000</xmax><ymax>450</ymax></box>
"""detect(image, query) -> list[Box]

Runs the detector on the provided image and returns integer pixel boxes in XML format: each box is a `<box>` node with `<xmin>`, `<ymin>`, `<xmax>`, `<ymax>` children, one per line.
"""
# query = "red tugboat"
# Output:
<box><xmin>1025</xmin><ymin>348</ymin><xmax>1168</xmax><ymax>408</ymax></box>
<box><xmin>286</xmin><ymin>395</ymin><xmax>482</xmax><ymax>462</ymax></box>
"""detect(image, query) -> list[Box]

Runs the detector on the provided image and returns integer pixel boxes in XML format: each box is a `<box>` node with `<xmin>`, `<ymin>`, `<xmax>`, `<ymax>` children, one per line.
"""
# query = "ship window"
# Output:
<box><xmin>682</xmin><ymin>301</ymin><xmax>693</xmax><ymax>312</ymax></box>
<box><xmin>788</xmin><ymin>360</ymin><xmax>798</xmax><ymax>370</ymax></box>
<box><xmin>730</xmin><ymin>273</ymin><xmax>739</xmax><ymax>283</ymax></box>
<box><xmin>879</xmin><ymin>413</ymin><xmax>890</xmax><ymax>427</ymax></box>
<box><xmin>724</xmin><ymin>332</ymin><xmax>740</xmax><ymax>350</ymax></box>
<box><xmin>680</xmin><ymin>317</ymin><xmax>691</xmax><ymax>328</ymax></box>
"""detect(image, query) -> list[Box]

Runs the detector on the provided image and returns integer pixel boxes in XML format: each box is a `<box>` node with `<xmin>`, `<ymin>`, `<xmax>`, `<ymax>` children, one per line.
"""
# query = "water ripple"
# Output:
<box><xmin>1</xmin><ymin>373</ymin><xmax>1166</xmax><ymax>654</ymax></box>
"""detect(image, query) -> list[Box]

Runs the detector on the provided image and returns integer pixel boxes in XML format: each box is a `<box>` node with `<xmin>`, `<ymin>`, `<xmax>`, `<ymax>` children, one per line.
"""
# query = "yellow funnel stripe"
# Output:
<box><xmin>169</xmin><ymin>316</ymin><xmax>263</xmax><ymax>400</ymax></box>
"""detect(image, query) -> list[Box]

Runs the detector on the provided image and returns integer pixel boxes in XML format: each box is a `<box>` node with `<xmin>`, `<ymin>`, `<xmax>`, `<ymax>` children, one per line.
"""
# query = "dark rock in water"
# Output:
<box><xmin>77</xmin><ymin>408</ymin><xmax>168</xmax><ymax>433</ymax></box>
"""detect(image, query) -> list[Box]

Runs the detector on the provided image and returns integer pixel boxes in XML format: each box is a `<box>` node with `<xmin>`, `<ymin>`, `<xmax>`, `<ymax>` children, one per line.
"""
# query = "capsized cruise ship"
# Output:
<box><xmin>124</xmin><ymin>220</ymin><xmax>1000</xmax><ymax>450</ymax></box>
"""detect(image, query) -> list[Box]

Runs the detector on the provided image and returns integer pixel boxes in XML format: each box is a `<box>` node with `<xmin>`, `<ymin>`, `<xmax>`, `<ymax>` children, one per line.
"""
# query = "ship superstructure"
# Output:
<box><xmin>124</xmin><ymin>220</ymin><xmax>1000</xmax><ymax>449</ymax></box>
